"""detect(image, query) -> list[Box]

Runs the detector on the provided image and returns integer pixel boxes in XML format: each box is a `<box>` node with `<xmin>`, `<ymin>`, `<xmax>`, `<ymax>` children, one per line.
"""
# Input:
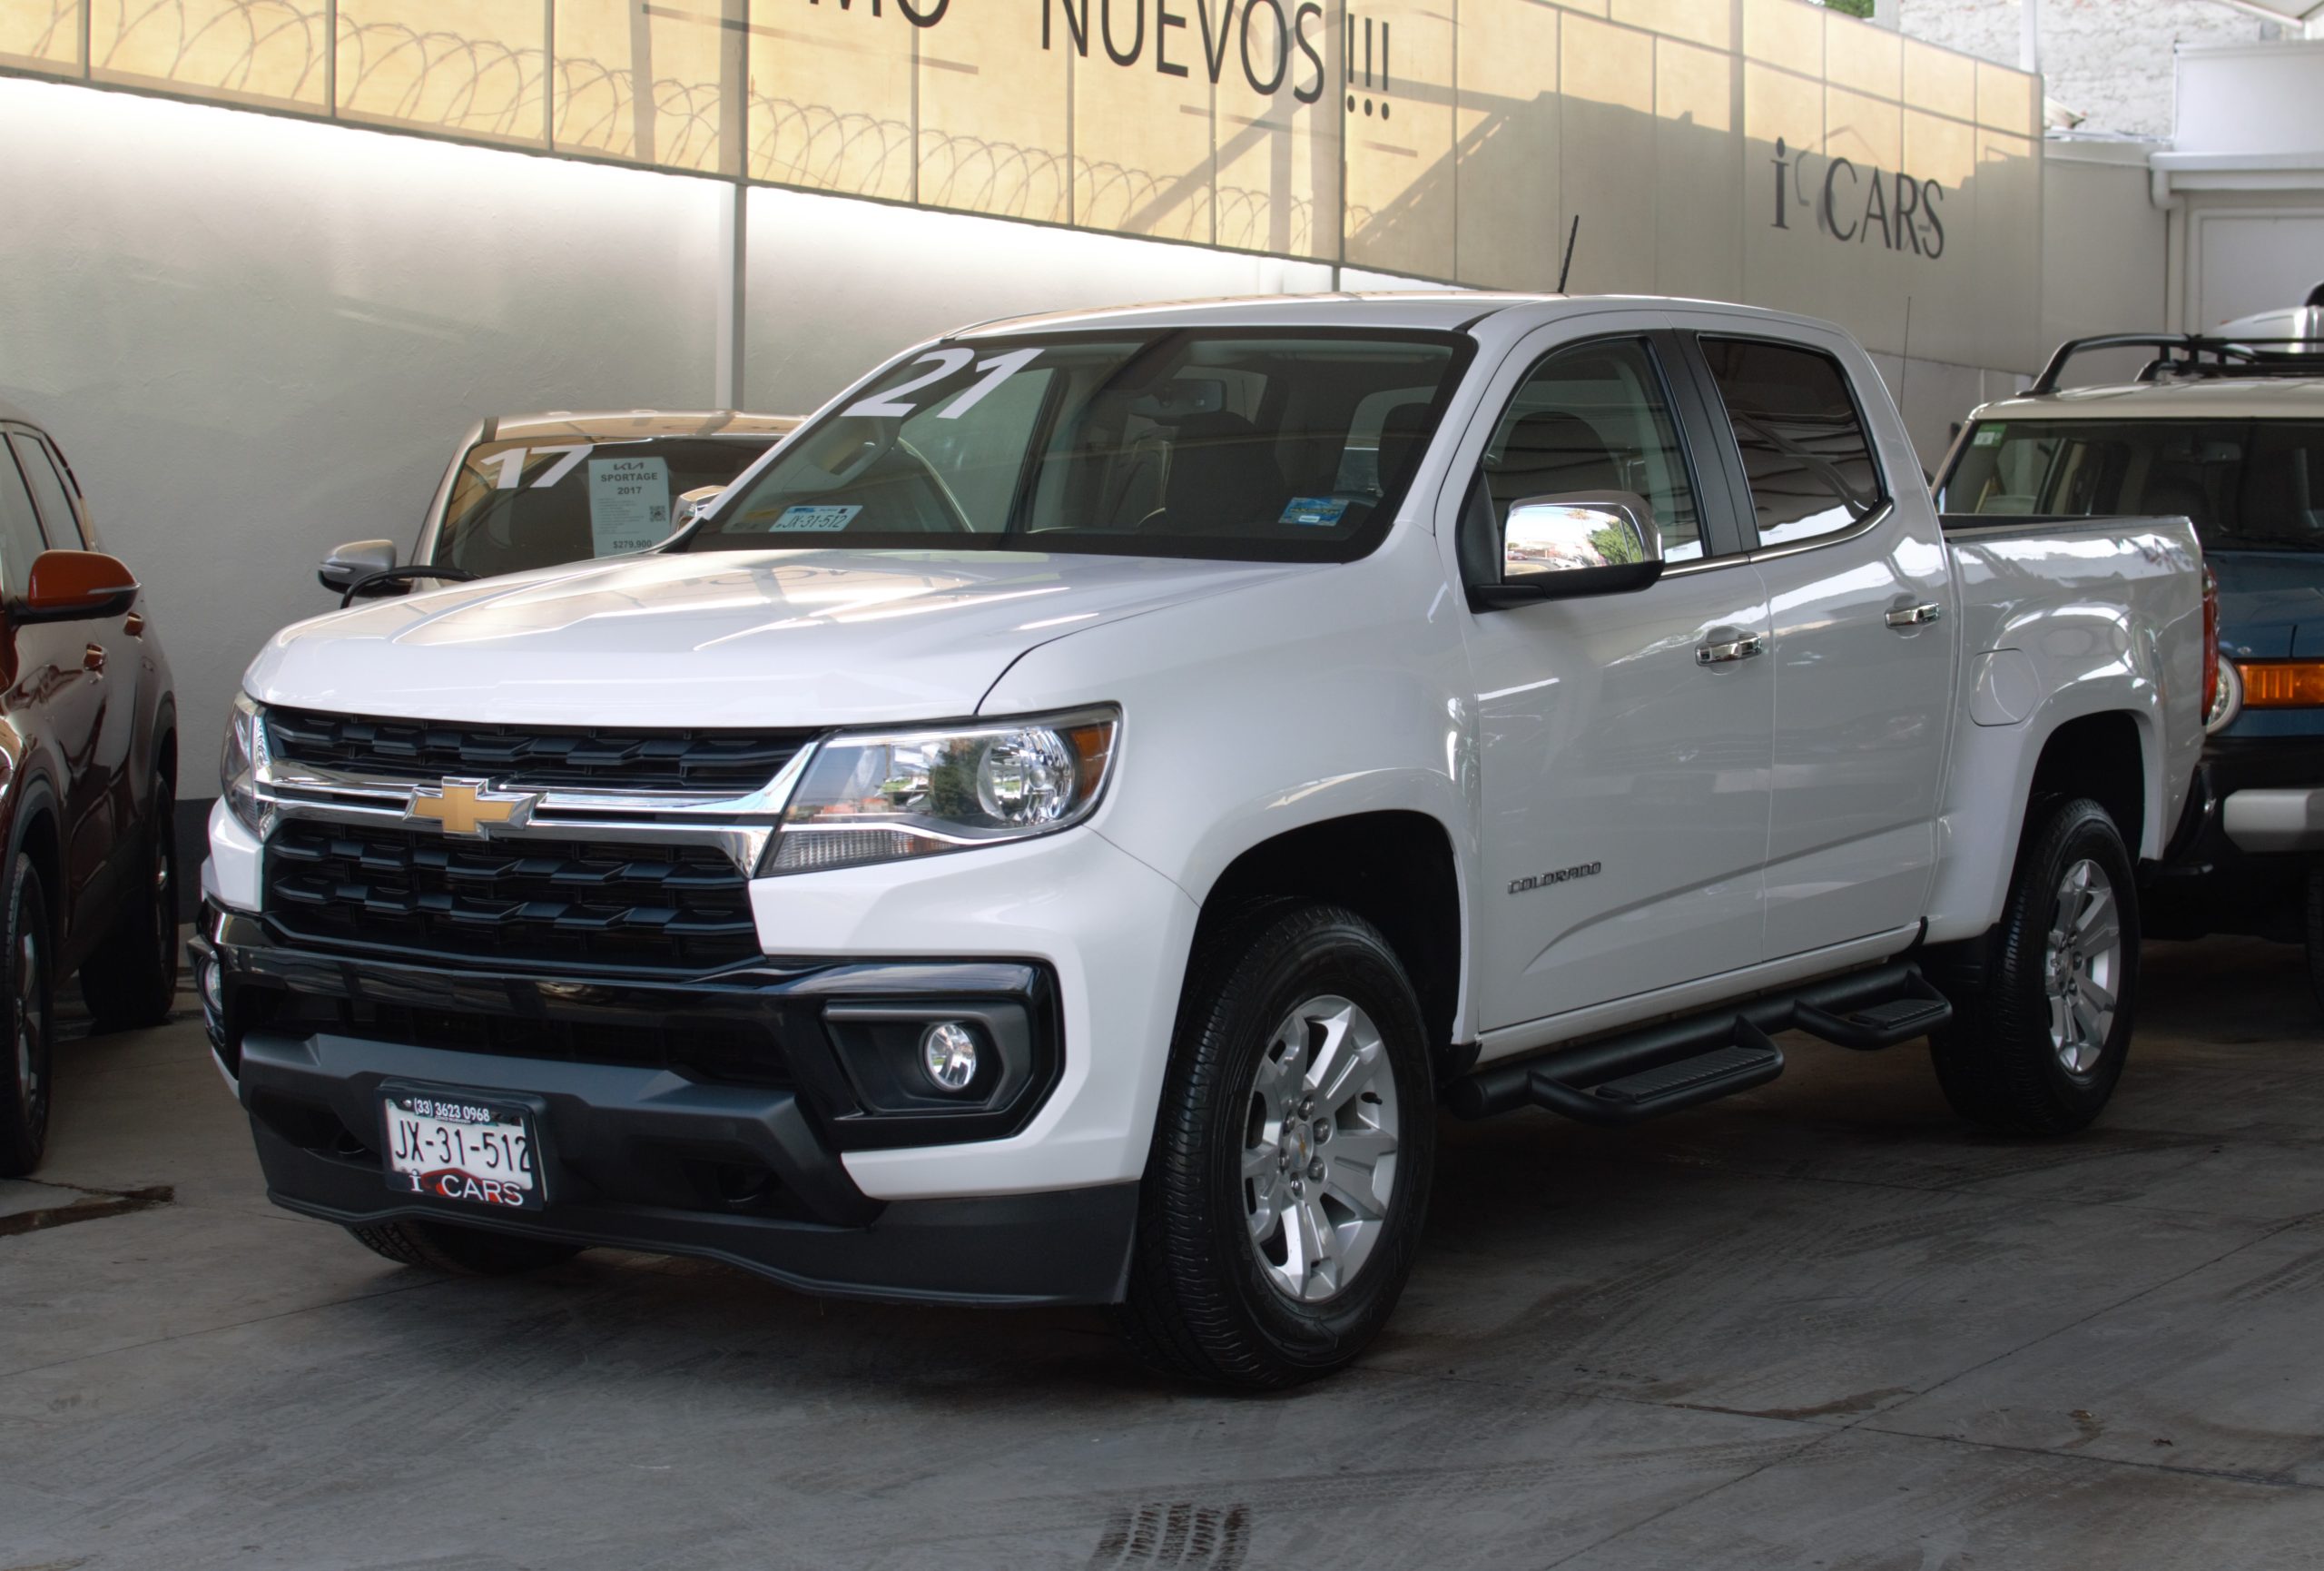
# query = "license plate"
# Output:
<box><xmin>380</xmin><ymin>1087</ymin><xmax>544</xmax><ymax>1210</ymax></box>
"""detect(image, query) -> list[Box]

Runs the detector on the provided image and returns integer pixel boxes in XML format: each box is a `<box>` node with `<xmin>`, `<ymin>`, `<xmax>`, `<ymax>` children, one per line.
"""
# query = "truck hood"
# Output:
<box><xmin>2209</xmin><ymin>550</ymin><xmax>2324</xmax><ymax>659</ymax></box>
<box><xmin>247</xmin><ymin>549</ymin><xmax>1320</xmax><ymax>727</ymax></box>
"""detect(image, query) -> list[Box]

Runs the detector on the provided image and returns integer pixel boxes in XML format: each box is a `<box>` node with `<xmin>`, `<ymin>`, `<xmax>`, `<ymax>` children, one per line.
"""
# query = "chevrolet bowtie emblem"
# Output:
<box><xmin>408</xmin><ymin>778</ymin><xmax>536</xmax><ymax>837</ymax></box>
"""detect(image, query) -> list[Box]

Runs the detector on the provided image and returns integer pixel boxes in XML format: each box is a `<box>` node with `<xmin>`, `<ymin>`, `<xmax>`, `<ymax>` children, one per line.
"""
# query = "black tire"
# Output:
<box><xmin>2305</xmin><ymin>867</ymin><xmax>2324</xmax><ymax>1019</ymax></box>
<box><xmin>344</xmin><ymin>1219</ymin><xmax>583</xmax><ymax>1277</ymax></box>
<box><xmin>79</xmin><ymin>781</ymin><xmax>180</xmax><ymax>1031</ymax></box>
<box><xmin>1119</xmin><ymin>903</ymin><xmax>1437</xmax><ymax>1388</ymax></box>
<box><xmin>1929</xmin><ymin>798</ymin><xmax>2139</xmax><ymax>1134</ymax></box>
<box><xmin>0</xmin><ymin>854</ymin><xmax>54</xmax><ymax>1178</ymax></box>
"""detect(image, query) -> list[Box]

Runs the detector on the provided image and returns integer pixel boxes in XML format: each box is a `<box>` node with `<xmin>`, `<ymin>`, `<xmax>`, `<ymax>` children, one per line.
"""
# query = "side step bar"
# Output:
<box><xmin>1448</xmin><ymin>963</ymin><xmax>1954</xmax><ymax>1128</ymax></box>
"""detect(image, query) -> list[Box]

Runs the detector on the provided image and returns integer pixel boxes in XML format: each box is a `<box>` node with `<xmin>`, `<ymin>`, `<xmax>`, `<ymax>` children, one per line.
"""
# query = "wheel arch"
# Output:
<box><xmin>1925</xmin><ymin>702</ymin><xmax>2156</xmax><ymax>944</ymax></box>
<box><xmin>1188</xmin><ymin>809</ymin><xmax>1469</xmax><ymax>1078</ymax></box>
<box><xmin>5</xmin><ymin>776</ymin><xmax>64</xmax><ymax>945</ymax></box>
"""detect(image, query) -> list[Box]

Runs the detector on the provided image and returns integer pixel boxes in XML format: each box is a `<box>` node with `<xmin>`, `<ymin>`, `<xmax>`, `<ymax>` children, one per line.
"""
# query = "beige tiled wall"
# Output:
<box><xmin>0</xmin><ymin>0</ymin><xmax>2051</xmax><ymax>368</ymax></box>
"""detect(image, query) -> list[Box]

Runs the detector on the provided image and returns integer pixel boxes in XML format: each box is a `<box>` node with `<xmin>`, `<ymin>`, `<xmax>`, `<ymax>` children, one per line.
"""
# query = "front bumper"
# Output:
<box><xmin>192</xmin><ymin>904</ymin><xmax>1137</xmax><ymax>1306</ymax></box>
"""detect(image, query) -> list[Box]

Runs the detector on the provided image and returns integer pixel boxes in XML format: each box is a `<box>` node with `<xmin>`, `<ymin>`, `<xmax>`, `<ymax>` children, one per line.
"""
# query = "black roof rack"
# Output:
<box><xmin>2029</xmin><ymin>332</ymin><xmax>2324</xmax><ymax>395</ymax></box>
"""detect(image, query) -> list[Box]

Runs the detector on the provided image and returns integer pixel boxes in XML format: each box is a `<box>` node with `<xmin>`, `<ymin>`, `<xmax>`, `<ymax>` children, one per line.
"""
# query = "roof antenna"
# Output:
<box><xmin>1556</xmin><ymin>216</ymin><xmax>1581</xmax><ymax>294</ymax></box>
<box><xmin>2306</xmin><ymin>280</ymin><xmax>2324</xmax><ymax>311</ymax></box>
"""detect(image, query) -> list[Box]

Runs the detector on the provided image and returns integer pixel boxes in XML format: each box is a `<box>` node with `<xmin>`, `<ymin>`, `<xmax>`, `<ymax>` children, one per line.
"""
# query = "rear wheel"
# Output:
<box><xmin>79</xmin><ymin>780</ymin><xmax>180</xmax><ymax>1031</ymax></box>
<box><xmin>0</xmin><ymin>855</ymin><xmax>54</xmax><ymax>1178</ymax></box>
<box><xmin>1930</xmin><ymin>798</ymin><xmax>2138</xmax><ymax>1133</ymax></box>
<box><xmin>344</xmin><ymin>1218</ymin><xmax>582</xmax><ymax>1276</ymax></box>
<box><xmin>1119</xmin><ymin>904</ymin><xmax>1436</xmax><ymax>1388</ymax></box>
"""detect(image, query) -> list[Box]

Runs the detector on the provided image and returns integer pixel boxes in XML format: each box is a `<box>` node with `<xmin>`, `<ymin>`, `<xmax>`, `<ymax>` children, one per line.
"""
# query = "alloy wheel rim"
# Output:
<box><xmin>153</xmin><ymin>824</ymin><xmax>174</xmax><ymax>955</ymax></box>
<box><xmin>2045</xmin><ymin>857</ymin><xmax>2122</xmax><ymax>1075</ymax></box>
<box><xmin>15</xmin><ymin>927</ymin><xmax>42</xmax><ymax>1121</ymax></box>
<box><xmin>1240</xmin><ymin>993</ymin><xmax>1400</xmax><ymax>1304</ymax></box>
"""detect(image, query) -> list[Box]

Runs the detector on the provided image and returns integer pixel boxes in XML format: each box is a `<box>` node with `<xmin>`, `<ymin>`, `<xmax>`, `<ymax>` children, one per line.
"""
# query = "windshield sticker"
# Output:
<box><xmin>1280</xmin><ymin>497</ymin><xmax>1351</xmax><ymax>527</ymax></box>
<box><xmin>480</xmin><ymin>444</ymin><xmax>592</xmax><ymax>489</ymax></box>
<box><xmin>1972</xmin><ymin>425</ymin><xmax>2005</xmax><ymax>447</ymax></box>
<box><xmin>586</xmin><ymin>456</ymin><xmax>673</xmax><ymax>556</ymax></box>
<box><xmin>762</xmin><ymin>503</ymin><xmax>863</xmax><ymax>532</ymax></box>
<box><xmin>842</xmin><ymin>348</ymin><xmax>975</xmax><ymax>419</ymax></box>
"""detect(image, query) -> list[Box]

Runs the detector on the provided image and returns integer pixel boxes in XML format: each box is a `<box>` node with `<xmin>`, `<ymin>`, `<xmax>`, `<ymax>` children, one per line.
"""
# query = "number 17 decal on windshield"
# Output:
<box><xmin>842</xmin><ymin>349</ymin><xmax>1042</xmax><ymax>421</ymax></box>
<box><xmin>478</xmin><ymin>444</ymin><xmax>594</xmax><ymax>490</ymax></box>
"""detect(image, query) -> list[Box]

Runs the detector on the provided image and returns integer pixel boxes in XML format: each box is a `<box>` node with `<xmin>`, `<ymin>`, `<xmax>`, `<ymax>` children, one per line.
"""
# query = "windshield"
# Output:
<box><xmin>1940</xmin><ymin>418</ymin><xmax>2324</xmax><ymax>553</ymax></box>
<box><xmin>681</xmin><ymin>330</ymin><xmax>1471</xmax><ymax>562</ymax></box>
<box><xmin>432</xmin><ymin>435</ymin><xmax>785</xmax><ymax>578</ymax></box>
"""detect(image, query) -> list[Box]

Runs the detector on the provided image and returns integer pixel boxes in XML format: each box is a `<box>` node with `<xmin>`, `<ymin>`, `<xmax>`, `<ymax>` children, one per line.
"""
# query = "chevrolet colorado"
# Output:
<box><xmin>199</xmin><ymin>295</ymin><xmax>2207</xmax><ymax>1386</ymax></box>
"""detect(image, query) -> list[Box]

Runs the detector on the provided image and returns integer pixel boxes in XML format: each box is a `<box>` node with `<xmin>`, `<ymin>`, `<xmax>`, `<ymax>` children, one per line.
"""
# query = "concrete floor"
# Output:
<box><xmin>4</xmin><ymin>937</ymin><xmax>2321</xmax><ymax>1570</ymax></box>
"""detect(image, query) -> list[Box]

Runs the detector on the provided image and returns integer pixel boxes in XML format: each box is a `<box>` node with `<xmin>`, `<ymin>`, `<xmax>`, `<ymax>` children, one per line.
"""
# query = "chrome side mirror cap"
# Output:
<box><xmin>672</xmin><ymin>485</ymin><xmax>726</xmax><ymax>534</ymax></box>
<box><xmin>1473</xmin><ymin>491</ymin><xmax>1665</xmax><ymax>609</ymax></box>
<box><xmin>319</xmin><ymin>538</ymin><xmax>398</xmax><ymax>596</ymax></box>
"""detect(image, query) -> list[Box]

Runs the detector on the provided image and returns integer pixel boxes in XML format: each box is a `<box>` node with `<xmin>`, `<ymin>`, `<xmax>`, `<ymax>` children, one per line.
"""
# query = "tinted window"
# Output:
<box><xmin>9</xmin><ymin>433</ymin><xmax>82</xmax><ymax>549</ymax></box>
<box><xmin>432</xmin><ymin>436</ymin><xmax>783</xmax><ymax>578</ymax></box>
<box><xmin>688</xmin><ymin>331</ymin><xmax>1469</xmax><ymax>563</ymax></box>
<box><xmin>0</xmin><ymin>449</ymin><xmax>51</xmax><ymax>595</ymax></box>
<box><xmin>1700</xmin><ymin>337</ymin><xmax>1886</xmax><ymax>548</ymax></box>
<box><xmin>1476</xmin><ymin>337</ymin><xmax>1704</xmax><ymax>563</ymax></box>
<box><xmin>1940</xmin><ymin>418</ymin><xmax>2324</xmax><ymax>554</ymax></box>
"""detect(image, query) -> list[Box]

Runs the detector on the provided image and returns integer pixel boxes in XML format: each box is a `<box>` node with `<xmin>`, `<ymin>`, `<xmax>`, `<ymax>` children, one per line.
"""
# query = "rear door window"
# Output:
<box><xmin>1699</xmin><ymin>338</ymin><xmax>1886</xmax><ymax>548</ymax></box>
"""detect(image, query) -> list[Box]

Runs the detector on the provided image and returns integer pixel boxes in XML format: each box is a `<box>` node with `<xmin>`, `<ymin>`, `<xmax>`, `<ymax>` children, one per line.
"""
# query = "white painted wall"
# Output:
<box><xmin>2042</xmin><ymin>142</ymin><xmax>2171</xmax><ymax>382</ymax></box>
<box><xmin>740</xmin><ymin>186</ymin><xmax>1337</xmax><ymax>414</ymax></box>
<box><xmin>2176</xmin><ymin>37</ymin><xmax>2324</xmax><ymax>153</ymax></box>
<box><xmin>0</xmin><ymin>78</ymin><xmax>728</xmax><ymax>784</ymax></box>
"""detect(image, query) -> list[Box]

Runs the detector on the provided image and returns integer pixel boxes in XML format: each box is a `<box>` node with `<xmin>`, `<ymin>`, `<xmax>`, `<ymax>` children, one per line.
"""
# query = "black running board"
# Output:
<box><xmin>1449</xmin><ymin>963</ymin><xmax>1953</xmax><ymax>1126</ymax></box>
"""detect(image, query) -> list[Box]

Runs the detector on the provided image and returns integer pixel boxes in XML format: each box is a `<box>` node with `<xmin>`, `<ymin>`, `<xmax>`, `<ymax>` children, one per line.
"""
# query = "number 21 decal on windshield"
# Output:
<box><xmin>842</xmin><ymin>348</ymin><xmax>1042</xmax><ymax>421</ymax></box>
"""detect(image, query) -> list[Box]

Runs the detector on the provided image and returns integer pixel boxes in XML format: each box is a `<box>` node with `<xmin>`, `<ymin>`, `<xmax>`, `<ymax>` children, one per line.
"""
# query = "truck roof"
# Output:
<box><xmin>1975</xmin><ymin>378</ymin><xmax>2324</xmax><ymax>422</ymax></box>
<box><xmin>951</xmin><ymin>291</ymin><xmax>1844</xmax><ymax>340</ymax></box>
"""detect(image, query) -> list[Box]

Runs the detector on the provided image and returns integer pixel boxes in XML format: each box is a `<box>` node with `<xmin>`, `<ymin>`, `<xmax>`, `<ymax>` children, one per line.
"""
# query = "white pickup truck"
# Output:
<box><xmin>198</xmin><ymin>295</ymin><xmax>2208</xmax><ymax>1388</ymax></box>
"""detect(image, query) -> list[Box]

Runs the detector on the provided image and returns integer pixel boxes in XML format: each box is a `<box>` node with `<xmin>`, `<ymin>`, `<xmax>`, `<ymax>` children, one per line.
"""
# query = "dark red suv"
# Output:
<box><xmin>0</xmin><ymin>399</ymin><xmax>180</xmax><ymax>1177</ymax></box>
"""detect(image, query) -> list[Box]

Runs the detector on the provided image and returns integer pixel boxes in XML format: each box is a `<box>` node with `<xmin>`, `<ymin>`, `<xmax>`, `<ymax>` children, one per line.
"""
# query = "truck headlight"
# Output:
<box><xmin>761</xmin><ymin>707</ymin><xmax>1118</xmax><ymax>875</ymax></box>
<box><xmin>219</xmin><ymin>693</ymin><xmax>269</xmax><ymax>834</ymax></box>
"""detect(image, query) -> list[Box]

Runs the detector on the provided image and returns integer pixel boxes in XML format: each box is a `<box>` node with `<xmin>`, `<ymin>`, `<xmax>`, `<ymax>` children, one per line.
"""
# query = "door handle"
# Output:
<box><xmin>1696</xmin><ymin>631</ymin><xmax>1766</xmax><ymax>666</ymax></box>
<box><xmin>82</xmin><ymin>644</ymin><xmax>104</xmax><ymax>674</ymax></box>
<box><xmin>1886</xmin><ymin>600</ymin><xmax>1944</xmax><ymax>630</ymax></box>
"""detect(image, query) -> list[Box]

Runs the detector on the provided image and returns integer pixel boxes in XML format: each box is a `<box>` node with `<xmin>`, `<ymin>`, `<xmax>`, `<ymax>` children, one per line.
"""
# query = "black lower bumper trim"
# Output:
<box><xmin>238</xmin><ymin>1031</ymin><xmax>1137</xmax><ymax>1306</ymax></box>
<box><xmin>202</xmin><ymin>902</ymin><xmax>1124</xmax><ymax>1305</ymax></box>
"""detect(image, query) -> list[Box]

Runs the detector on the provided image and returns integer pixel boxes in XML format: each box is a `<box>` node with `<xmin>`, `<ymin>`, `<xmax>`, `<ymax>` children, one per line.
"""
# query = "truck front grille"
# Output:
<box><xmin>262</xmin><ymin>819</ymin><xmax>760</xmax><ymax>973</ymax></box>
<box><xmin>266</xmin><ymin>708</ymin><xmax>813</xmax><ymax>795</ymax></box>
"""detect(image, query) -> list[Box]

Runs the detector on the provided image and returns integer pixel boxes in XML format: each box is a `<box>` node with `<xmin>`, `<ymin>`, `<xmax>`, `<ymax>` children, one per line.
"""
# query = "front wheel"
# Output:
<box><xmin>1119</xmin><ymin>904</ymin><xmax>1436</xmax><ymax>1388</ymax></box>
<box><xmin>0</xmin><ymin>854</ymin><xmax>53</xmax><ymax>1178</ymax></box>
<box><xmin>1930</xmin><ymin>798</ymin><xmax>2138</xmax><ymax>1134</ymax></box>
<box><xmin>79</xmin><ymin>778</ymin><xmax>181</xmax><ymax>1031</ymax></box>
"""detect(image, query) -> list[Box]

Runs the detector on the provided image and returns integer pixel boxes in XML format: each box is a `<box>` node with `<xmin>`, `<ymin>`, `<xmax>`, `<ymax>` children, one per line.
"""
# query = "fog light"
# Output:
<box><xmin>920</xmin><ymin>1021</ymin><xmax>979</xmax><ymax>1092</ymax></box>
<box><xmin>199</xmin><ymin>956</ymin><xmax>224</xmax><ymax>1018</ymax></box>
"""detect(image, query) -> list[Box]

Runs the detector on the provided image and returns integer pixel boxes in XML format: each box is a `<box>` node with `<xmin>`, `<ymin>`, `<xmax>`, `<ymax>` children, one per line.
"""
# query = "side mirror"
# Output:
<box><xmin>18</xmin><ymin>549</ymin><xmax>138</xmax><ymax>623</ymax></box>
<box><xmin>319</xmin><ymin>539</ymin><xmax>399</xmax><ymax>596</ymax></box>
<box><xmin>1471</xmin><ymin>491</ymin><xmax>1665</xmax><ymax>610</ymax></box>
<box><xmin>671</xmin><ymin>485</ymin><xmax>725</xmax><ymax>534</ymax></box>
